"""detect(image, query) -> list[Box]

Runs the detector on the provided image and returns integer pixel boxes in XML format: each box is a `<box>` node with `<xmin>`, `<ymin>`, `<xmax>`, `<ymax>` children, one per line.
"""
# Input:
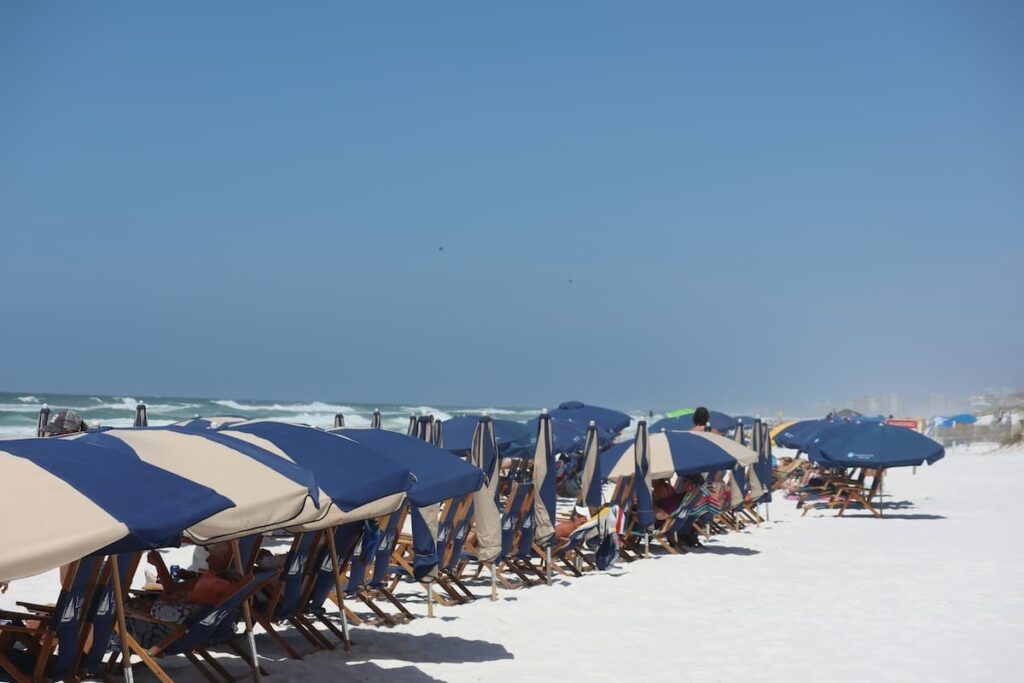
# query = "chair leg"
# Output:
<box><xmin>196</xmin><ymin>648</ymin><xmax>239</xmax><ymax>683</ymax></box>
<box><xmin>184</xmin><ymin>651</ymin><xmax>221</xmax><ymax>683</ymax></box>
<box><xmin>258</xmin><ymin>619</ymin><xmax>304</xmax><ymax>660</ymax></box>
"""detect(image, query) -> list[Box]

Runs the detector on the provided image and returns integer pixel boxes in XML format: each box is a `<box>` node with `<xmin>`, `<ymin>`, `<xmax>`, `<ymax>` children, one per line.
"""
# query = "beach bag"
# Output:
<box><xmin>595</xmin><ymin>533</ymin><xmax>616</xmax><ymax>571</ymax></box>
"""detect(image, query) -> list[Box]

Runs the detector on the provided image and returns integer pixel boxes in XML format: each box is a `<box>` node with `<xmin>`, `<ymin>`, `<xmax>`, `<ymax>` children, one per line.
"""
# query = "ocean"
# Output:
<box><xmin>0</xmin><ymin>391</ymin><xmax>639</xmax><ymax>437</ymax></box>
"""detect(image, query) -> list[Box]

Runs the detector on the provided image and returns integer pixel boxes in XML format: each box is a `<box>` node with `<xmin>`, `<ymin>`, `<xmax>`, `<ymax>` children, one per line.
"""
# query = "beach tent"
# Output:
<box><xmin>940</xmin><ymin>414</ymin><xmax>977</xmax><ymax>428</ymax></box>
<box><xmin>214</xmin><ymin>420</ymin><xmax>414</xmax><ymax>528</ymax></box>
<box><xmin>468</xmin><ymin>416</ymin><xmax>502</xmax><ymax>563</ymax></box>
<box><xmin>651</xmin><ymin>409</ymin><xmax>738</xmax><ymax>434</ymax></box>
<box><xmin>440</xmin><ymin>415</ymin><xmax>532</xmax><ymax>457</ymax></box>
<box><xmin>336</xmin><ymin>428</ymin><xmax>484</xmax><ymax>580</ymax></box>
<box><xmin>547</xmin><ymin>401</ymin><xmax>632</xmax><ymax>435</ymax></box>
<box><xmin>72</xmin><ymin>427</ymin><xmax>327</xmax><ymax>544</ymax></box>
<box><xmin>0</xmin><ymin>437</ymin><xmax>233</xmax><ymax>583</ymax></box>
<box><xmin>532</xmin><ymin>412</ymin><xmax>557</xmax><ymax>548</ymax></box>
<box><xmin>806</xmin><ymin>422</ymin><xmax>945</xmax><ymax>469</ymax></box>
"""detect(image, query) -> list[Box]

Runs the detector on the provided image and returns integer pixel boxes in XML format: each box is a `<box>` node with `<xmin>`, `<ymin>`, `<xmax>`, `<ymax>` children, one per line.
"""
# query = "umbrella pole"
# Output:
<box><xmin>490</xmin><ymin>563</ymin><xmax>497</xmax><ymax>602</ymax></box>
<box><xmin>110</xmin><ymin>556</ymin><xmax>135</xmax><ymax>683</ymax></box>
<box><xmin>325</xmin><ymin>530</ymin><xmax>352</xmax><ymax>651</ymax></box>
<box><xmin>545</xmin><ymin>546</ymin><xmax>552</xmax><ymax>586</ymax></box>
<box><xmin>644</xmin><ymin>533</ymin><xmax>650</xmax><ymax>558</ymax></box>
<box><xmin>230</xmin><ymin>539</ymin><xmax>263</xmax><ymax>683</ymax></box>
<box><xmin>426</xmin><ymin>582</ymin><xmax>434</xmax><ymax>618</ymax></box>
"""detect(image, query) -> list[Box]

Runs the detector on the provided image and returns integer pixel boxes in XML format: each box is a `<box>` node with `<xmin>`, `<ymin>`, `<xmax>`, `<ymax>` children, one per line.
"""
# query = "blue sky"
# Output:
<box><xmin>1</xmin><ymin>1</ymin><xmax>1021</xmax><ymax>413</ymax></box>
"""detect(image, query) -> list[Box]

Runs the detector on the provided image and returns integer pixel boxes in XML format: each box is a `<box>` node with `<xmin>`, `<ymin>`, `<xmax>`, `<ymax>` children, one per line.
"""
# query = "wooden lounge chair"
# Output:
<box><xmin>0</xmin><ymin>557</ymin><xmax>104</xmax><ymax>683</ymax></box>
<box><xmin>116</xmin><ymin>566</ymin><xmax>280</xmax><ymax>683</ymax></box>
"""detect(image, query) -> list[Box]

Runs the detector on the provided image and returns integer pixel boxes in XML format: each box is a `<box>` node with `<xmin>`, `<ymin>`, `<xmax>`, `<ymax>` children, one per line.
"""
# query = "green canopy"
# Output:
<box><xmin>664</xmin><ymin>408</ymin><xmax>695</xmax><ymax>419</ymax></box>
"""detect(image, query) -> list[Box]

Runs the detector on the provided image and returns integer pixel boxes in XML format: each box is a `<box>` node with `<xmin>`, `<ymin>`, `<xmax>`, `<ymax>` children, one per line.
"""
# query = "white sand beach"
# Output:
<box><xmin>4</xmin><ymin>443</ymin><xmax>1021</xmax><ymax>682</ymax></box>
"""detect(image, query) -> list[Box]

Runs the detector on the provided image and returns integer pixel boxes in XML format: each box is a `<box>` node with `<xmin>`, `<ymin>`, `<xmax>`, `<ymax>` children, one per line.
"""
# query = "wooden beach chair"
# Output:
<box><xmin>0</xmin><ymin>557</ymin><xmax>104</xmax><ymax>683</ymax></box>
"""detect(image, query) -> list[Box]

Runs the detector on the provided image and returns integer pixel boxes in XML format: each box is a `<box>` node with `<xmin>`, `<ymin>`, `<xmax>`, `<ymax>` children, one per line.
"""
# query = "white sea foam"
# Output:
<box><xmin>16</xmin><ymin>396</ymin><xmax>39</xmax><ymax>403</ymax></box>
<box><xmin>0</xmin><ymin>403</ymin><xmax>48</xmax><ymax>413</ymax></box>
<box><xmin>213</xmin><ymin>399</ymin><xmax>356</xmax><ymax>414</ymax></box>
<box><xmin>398</xmin><ymin>406</ymin><xmax>454</xmax><ymax>421</ymax></box>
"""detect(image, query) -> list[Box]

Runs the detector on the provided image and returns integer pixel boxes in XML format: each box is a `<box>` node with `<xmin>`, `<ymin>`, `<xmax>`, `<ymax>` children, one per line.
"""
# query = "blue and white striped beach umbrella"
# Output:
<box><xmin>0</xmin><ymin>437</ymin><xmax>233</xmax><ymax>582</ymax></box>
<box><xmin>337</xmin><ymin>427</ymin><xmax>484</xmax><ymax>580</ymax></box>
<box><xmin>215</xmin><ymin>420</ymin><xmax>415</xmax><ymax>529</ymax></box>
<box><xmin>73</xmin><ymin>427</ymin><xmax>327</xmax><ymax>544</ymax></box>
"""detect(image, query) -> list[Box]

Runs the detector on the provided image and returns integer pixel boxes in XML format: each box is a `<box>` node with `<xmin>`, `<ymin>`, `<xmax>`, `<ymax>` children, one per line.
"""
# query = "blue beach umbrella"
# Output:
<box><xmin>547</xmin><ymin>401</ymin><xmax>632</xmax><ymax>435</ymax></box>
<box><xmin>336</xmin><ymin>429</ymin><xmax>484</xmax><ymax>508</ymax></box>
<box><xmin>216</xmin><ymin>420</ymin><xmax>415</xmax><ymax>526</ymax></box>
<box><xmin>440</xmin><ymin>415</ymin><xmax>532</xmax><ymax>457</ymax></box>
<box><xmin>1</xmin><ymin>437</ymin><xmax>234</xmax><ymax>582</ymax></box>
<box><xmin>807</xmin><ymin>422</ymin><xmax>945</xmax><ymax>469</ymax></box>
<box><xmin>526</xmin><ymin>416</ymin><xmax>610</xmax><ymax>455</ymax></box>
<box><xmin>773</xmin><ymin>419</ymin><xmax>837</xmax><ymax>451</ymax></box>
<box><xmin>336</xmin><ymin>428</ymin><xmax>484</xmax><ymax>579</ymax></box>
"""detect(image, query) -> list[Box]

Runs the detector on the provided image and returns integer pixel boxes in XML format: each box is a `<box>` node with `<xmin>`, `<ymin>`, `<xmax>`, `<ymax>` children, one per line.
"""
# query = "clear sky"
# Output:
<box><xmin>1</xmin><ymin>1</ymin><xmax>1021</xmax><ymax>413</ymax></box>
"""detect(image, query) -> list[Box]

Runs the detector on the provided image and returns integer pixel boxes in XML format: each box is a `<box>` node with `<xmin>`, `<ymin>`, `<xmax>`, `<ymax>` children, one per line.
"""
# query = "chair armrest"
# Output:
<box><xmin>0</xmin><ymin>608</ymin><xmax>50</xmax><ymax>622</ymax></box>
<box><xmin>14</xmin><ymin>601</ymin><xmax>54</xmax><ymax>612</ymax></box>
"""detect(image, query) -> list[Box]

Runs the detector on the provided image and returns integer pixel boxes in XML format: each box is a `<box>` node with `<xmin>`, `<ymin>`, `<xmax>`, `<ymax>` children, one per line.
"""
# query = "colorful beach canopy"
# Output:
<box><xmin>1</xmin><ymin>437</ymin><xmax>233</xmax><ymax>582</ymax></box>
<box><xmin>600</xmin><ymin>431</ymin><xmax>751</xmax><ymax>480</ymax></box>
<box><xmin>73</xmin><ymin>427</ymin><xmax>327</xmax><ymax>544</ymax></box>
<box><xmin>807</xmin><ymin>422</ymin><xmax>946</xmax><ymax>469</ymax></box>
<box><xmin>652</xmin><ymin>409</ymin><xmax>738</xmax><ymax>434</ymax></box>
<box><xmin>547</xmin><ymin>401</ymin><xmax>632</xmax><ymax>435</ymax></box>
<box><xmin>214</xmin><ymin>420</ymin><xmax>414</xmax><ymax>528</ymax></box>
<box><xmin>440</xmin><ymin>415</ymin><xmax>532</xmax><ymax>457</ymax></box>
<box><xmin>940</xmin><ymin>413</ymin><xmax>977</xmax><ymax>428</ymax></box>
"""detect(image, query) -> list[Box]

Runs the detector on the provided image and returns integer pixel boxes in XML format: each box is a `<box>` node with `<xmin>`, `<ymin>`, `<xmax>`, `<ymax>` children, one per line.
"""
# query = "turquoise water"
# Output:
<box><xmin>0</xmin><ymin>391</ymin><xmax>575</xmax><ymax>437</ymax></box>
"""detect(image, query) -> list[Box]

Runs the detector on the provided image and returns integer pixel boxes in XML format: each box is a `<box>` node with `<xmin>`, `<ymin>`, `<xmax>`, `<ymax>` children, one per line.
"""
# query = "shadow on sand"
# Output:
<box><xmin>345</xmin><ymin>629</ymin><xmax>514</xmax><ymax>666</ymax></box>
<box><xmin>700</xmin><ymin>545</ymin><xmax>761</xmax><ymax>556</ymax></box>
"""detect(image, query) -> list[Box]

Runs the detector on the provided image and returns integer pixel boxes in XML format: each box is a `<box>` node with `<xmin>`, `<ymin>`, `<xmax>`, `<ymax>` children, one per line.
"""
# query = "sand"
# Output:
<box><xmin>4</xmin><ymin>443</ymin><xmax>1022</xmax><ymax>682</ymax></box>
